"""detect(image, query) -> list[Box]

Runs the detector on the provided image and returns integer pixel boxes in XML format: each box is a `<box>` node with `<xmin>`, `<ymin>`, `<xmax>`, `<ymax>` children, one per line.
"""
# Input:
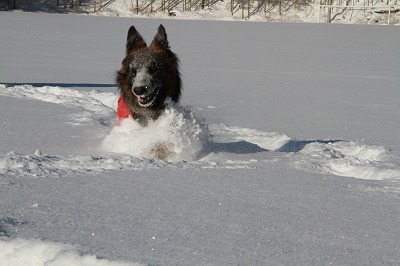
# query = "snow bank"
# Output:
<box><xmin>102</xmin><ymin>104</ymin><xmax>209</xmax><ymax>161</ymax></box>
<box><xmin>0</xmin><ymin>238</ymin><xmax>140</xmax><ymax>266</ymax></box>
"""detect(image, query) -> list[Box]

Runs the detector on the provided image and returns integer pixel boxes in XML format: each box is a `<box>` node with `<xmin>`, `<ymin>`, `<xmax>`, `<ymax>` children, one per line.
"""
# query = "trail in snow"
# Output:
<box><xmin>1</xmin><ymin>84</ymin><xmax>399</xmax><ymax>181</ymax></box>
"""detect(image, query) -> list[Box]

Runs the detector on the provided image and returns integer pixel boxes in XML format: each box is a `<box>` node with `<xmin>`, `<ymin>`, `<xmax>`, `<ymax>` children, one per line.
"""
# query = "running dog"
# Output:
<box><xmin>116</xmin><ymin>24</ymin><xmax>182</xmax><ymax>127</ymax></box>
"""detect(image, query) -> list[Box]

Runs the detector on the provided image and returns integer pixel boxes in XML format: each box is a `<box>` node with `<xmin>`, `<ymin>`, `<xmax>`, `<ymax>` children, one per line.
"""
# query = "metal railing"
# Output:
<box><xmin>318</xmin><ymin>4</ymin><xmax>399</xmax><ymax>24</ymax></box>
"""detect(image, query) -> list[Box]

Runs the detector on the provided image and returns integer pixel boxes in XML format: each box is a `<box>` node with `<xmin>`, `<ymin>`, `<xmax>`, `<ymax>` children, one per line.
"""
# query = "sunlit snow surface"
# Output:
<box><xmin>1</xmin><ymin>12</ymin><xmax>400</xmax><ymax>266</ymax></box>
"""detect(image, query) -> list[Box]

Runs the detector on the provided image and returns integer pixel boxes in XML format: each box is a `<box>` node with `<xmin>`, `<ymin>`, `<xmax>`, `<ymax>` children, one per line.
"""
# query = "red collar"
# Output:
<box><xmin>117</xmin><ymin>96</ymin><xmax>173</xmax><ymax>123</ymax></box>
<box><xmin>117</xmin><ymin>96</ymin><xmax>133</xmax><ymax>122</ymax></box>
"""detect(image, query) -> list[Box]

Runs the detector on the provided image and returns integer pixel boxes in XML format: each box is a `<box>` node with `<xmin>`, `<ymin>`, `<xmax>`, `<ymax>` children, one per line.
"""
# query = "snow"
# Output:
<box><xmin>0</xmin><ymin>238</ymin><xmax>140</xmax><ymax>266</ymax></box>
<box><xmin>1</xmin><ymin>11</ymin><xmax>400</xmax><ymax>266</ymax></box>
<box><xmin>103</xmin><ymin>104</ymin><xmax>208</xmax><ymax>161</ymax></box>
<box><xmin>97</xmin><ymin>0</ymin><xmax>399</xmax><ymax>25</ymax></box>
<box><xmin>5</xmin><ymin>0</ymin><xmax>400</xmax><ymax>25</ymax></box>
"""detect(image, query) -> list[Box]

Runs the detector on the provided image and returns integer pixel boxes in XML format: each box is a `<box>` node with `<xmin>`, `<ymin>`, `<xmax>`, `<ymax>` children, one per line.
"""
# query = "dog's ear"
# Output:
<box><xmin>151</xmin><ymin>24</ymin><xmax>170</xmax><ymax>51</ymax></box>
<box><xmin>126</xmin><ymin>26</ymin><xmax>147</xmax><ymax>55</ymax></box>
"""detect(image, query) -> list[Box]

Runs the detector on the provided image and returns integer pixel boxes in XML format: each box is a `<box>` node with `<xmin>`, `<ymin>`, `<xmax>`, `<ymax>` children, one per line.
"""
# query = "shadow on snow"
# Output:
<box><xmin>276</xmin><ymin>139</ymin><xmax>341</xmax><ymax>153</ymax></box>
<box><xmin>207</xmin><ymin>139</ymin><xmax>341</xmax><ymax>155</ymax></box>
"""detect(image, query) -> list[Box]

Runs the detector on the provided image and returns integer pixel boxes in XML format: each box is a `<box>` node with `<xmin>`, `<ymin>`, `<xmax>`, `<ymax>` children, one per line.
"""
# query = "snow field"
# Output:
<box><xmin>1</xmin><ymin>14</ymin><xmax>400</xmax><ymax>265</ymax></box>
<box><xmin>1</xmin><ymin>84</ymin><xmax>399</xmax><ymax>181</ymax></box>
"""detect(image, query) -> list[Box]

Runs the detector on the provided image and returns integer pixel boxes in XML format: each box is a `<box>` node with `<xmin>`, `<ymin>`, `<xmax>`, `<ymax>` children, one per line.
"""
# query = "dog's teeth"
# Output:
<box><xmin>137</xmin><ymin>89</ymin><xmax>159</xmax><ymax>107</ymax></box>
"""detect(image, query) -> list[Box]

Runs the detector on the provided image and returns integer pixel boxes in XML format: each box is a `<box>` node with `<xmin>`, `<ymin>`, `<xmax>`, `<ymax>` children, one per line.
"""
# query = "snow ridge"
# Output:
<box><xmin>208</xmin><ymin>124</ymin><xmax>400</xmax><ymax>181</ymax></box>
<box><xmin>295</xmin><ymin>141</ymin><xmax>400</xmax><ymax>180</ymax></box>
<box><xmin>1</xmin><ymin>84</ymin><xmax>399</xmax><ymax>181</ymax></box>
<box><xmin>0</xmin><ymin>84</ymin><xmax>118</xmax><ymax>125</ymax></box>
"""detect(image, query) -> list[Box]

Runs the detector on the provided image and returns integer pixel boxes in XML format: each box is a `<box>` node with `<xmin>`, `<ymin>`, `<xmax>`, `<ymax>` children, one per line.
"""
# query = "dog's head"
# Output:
<box><xmin>117</xmin><ymin>25</ymin><xmax>181</xmax><ymax>123</ymax></box>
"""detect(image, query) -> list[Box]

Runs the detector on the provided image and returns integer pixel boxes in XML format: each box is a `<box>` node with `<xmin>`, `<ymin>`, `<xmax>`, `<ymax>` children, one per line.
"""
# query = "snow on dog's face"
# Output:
<box><xmin>117</xmin><ymin>25</ymin><xmax>182</xmax><ymax>126</ymax></box>
<box><xmin>129</xmin><ymin>49</ymin><xmax>164</xmax><ymax>107</ymax></box>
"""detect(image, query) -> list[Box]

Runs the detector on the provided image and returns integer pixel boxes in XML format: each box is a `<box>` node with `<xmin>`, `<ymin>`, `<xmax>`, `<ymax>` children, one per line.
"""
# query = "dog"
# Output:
<box><xmin>116</xmin><ymin>24</ymin><xmax>182</xmax><ymax>127</ymax></box>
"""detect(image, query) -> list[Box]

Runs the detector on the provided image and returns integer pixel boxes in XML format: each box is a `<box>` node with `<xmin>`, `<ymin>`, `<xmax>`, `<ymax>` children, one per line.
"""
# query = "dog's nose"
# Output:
<box><xmin>133</xmin><ymin>86</ymin><xmax>147</xmax><ymax>96</ymax></box>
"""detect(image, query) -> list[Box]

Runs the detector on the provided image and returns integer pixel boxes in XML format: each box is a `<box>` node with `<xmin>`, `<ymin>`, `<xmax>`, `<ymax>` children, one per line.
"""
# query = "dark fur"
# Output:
<box><xmin>116</xmin><ymin>25</ymin><xmax>182</xmax><ymax>126</ymax></box>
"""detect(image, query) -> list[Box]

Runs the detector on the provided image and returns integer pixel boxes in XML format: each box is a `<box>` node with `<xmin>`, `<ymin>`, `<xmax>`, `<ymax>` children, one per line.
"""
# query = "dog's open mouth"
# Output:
<box><xmin>138</xmin><ymin>89</ymin><xmax>159</xmax><ymax>107</ymax></box>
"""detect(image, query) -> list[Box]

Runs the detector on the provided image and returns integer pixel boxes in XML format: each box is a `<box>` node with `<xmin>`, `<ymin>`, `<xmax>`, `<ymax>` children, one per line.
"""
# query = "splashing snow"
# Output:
<box><xmin>102</xmin><ymin>104</ymin><xmax>209</xmax><ymax>161</ymax></box>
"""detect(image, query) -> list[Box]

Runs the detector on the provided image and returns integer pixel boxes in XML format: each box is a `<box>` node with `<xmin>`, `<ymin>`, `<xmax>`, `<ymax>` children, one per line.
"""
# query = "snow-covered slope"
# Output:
<box><xmin>1</xmin><ymin>12</ymin><xmax>400</xmax><ymax>265</ymax></box>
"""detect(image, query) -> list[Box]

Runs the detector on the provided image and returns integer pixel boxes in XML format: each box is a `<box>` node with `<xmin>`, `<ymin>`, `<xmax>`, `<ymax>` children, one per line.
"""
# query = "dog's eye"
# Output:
<box><xmin>131</xmin><ymin>69</ymin><xmax>137</xmax><ymax>78</ymax></box>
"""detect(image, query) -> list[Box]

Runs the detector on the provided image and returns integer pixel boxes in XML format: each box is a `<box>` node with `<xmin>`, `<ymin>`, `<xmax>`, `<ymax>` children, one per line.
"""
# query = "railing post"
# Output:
<box><xmin>318</xmin><ymin>0</ymin><xmax>321</xmax><ymax>23</ymax></box>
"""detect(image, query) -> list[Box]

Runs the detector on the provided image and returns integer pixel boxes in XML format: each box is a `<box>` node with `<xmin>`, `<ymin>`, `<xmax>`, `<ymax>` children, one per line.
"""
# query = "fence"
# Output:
<box><xmin>319</xmin><ymin>3</ymin><xmax>400</xmax><ymax>24</ymax></box>
<box><xmin>92</xmin><ymin>0</ymin><xmax>214</xmax><ymax>14</ymax></box>
<box><xmin>1</xmin><ymin>0</ymin><xmax>398</xmax><ymax>24</ymax></box>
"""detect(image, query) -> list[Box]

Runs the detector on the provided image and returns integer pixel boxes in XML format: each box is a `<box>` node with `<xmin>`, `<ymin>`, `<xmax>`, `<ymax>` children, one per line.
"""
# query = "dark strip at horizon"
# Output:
<box><xmin>3</xmin><ymin>83</ymin><xmax>117</xmax><ymax>88</ymax></box>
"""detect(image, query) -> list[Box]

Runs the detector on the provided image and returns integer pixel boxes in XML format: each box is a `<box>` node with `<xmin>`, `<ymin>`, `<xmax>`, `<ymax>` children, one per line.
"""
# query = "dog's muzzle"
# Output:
<box><xmin>133</xmin><ymin>86</ymin><xmax>159</xmax><ymax>107</ymax></box>
<box><xmin>133</xmin><ymin>86</ymin><xmax>148</xmax><ymax>96</ymax></box>
<box><xmin>131</xmin><ymin>69</ymin><xmax>161</xmax><ymax>107</ymax></box>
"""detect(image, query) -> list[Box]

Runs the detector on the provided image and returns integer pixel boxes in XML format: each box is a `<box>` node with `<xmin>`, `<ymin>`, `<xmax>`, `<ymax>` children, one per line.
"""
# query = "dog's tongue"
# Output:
<box><xmin>139</xmin><ymin>96</ymin><xmax>148</xmax><ymax>103</ymax></box>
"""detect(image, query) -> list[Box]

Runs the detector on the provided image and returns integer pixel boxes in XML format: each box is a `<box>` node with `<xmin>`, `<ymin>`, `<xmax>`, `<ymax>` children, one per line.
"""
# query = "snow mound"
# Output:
<box><xmin>208</xmin><ymin>123</ymin><xmax>292</xmax><ymax>151</ymax></box>
<box><xmin>0</xmin><ymin>238</ymin><xmax>140</xmax><ymax>266</ymax></box>
<box><xmin>0</xmin><ymin>84</ymin><xmax>117</xmax><ymax>125</ymax></box>
<box><xmin>0</xmin><ymin>84</ymin><xmax>117</xmax><ymax>111</ymax></box>
<box><xmin>296</xmin><ymin>141</ymin><xmax>400</xmax><ymax>180</ymax></box>
<box><xmin>208</xmin><ymin>124</ymin><xmax>400</xmax><ymax>181</ymax></box>
<box><xmin>103</xmin><ymin>104</ymin><xmax>209</xmax><ymax>161</ymax></box>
